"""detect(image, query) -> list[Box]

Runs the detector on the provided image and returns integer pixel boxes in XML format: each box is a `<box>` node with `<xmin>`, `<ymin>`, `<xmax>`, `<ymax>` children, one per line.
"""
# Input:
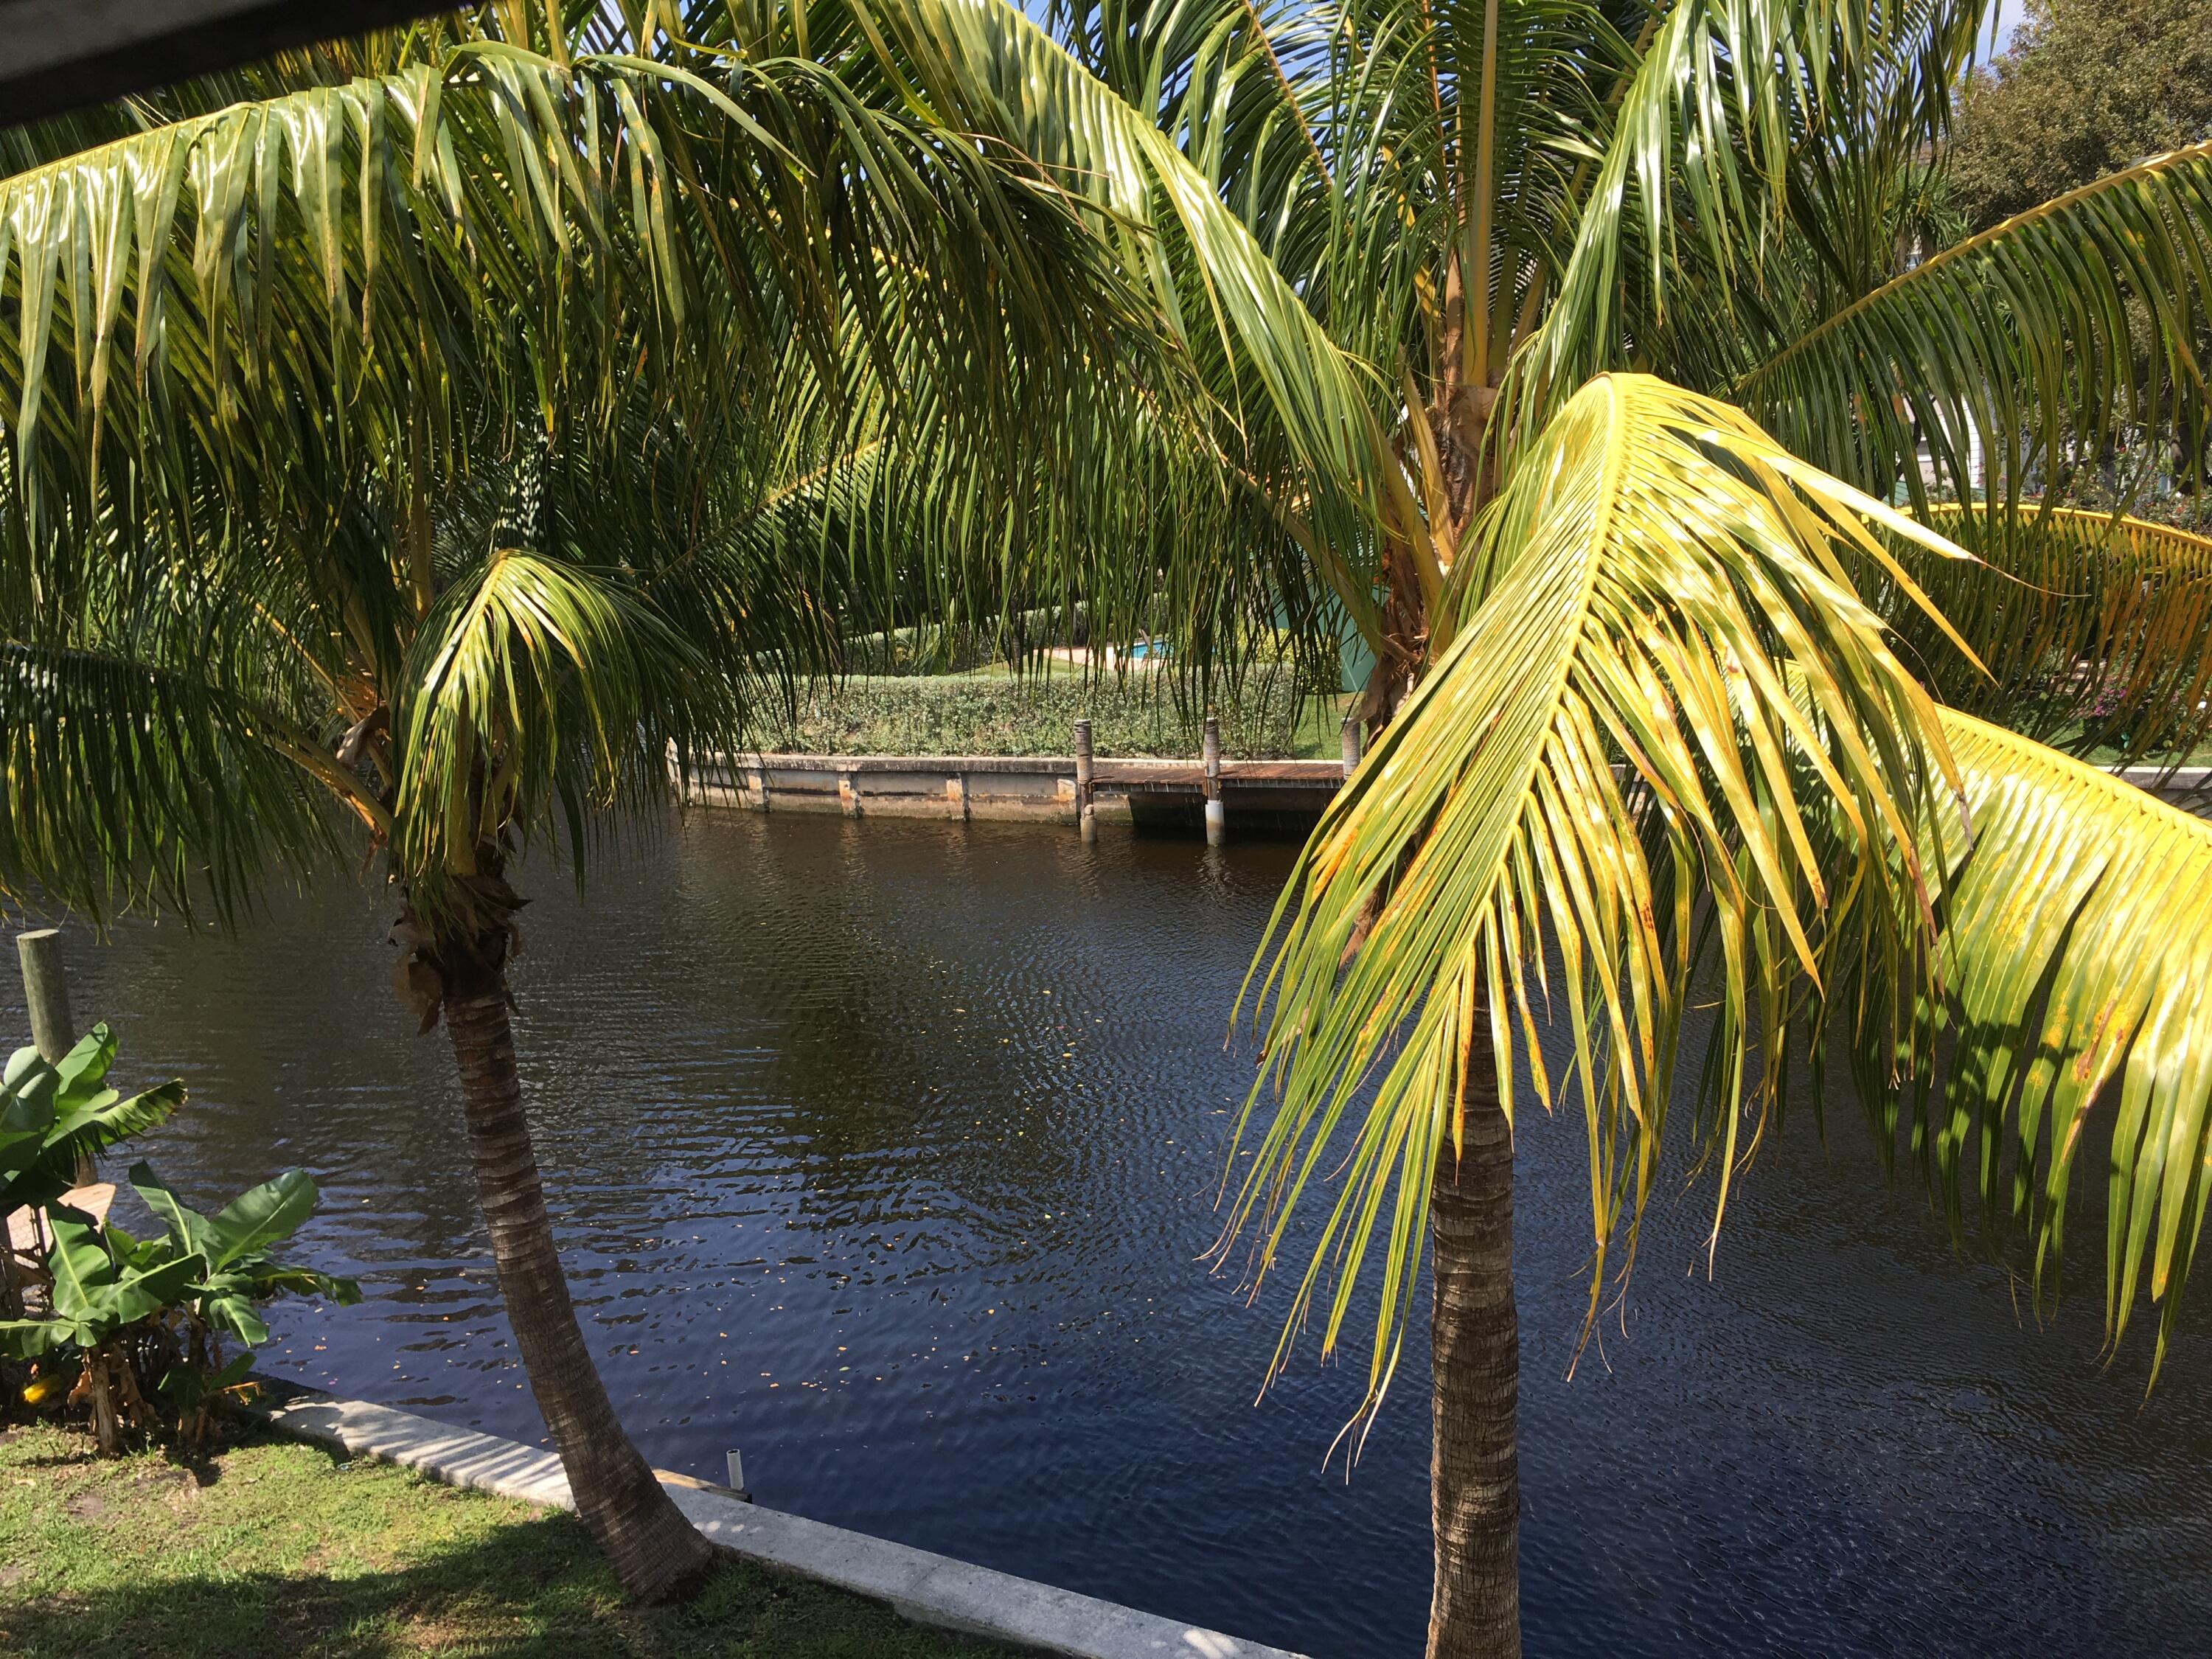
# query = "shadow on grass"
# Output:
<box><xmin>0</xmin><ymin>1422</ymin><xmax>220</xmax><ymax>1486</ymax></box>
<box><xmin>0</xmin><ymin>1478</ymin><xmax>998</xmax><ymax>1659</ymax></box>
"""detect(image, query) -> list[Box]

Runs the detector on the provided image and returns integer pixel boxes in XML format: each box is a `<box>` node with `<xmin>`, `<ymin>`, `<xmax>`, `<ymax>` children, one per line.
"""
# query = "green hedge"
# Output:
<box><xmin>754</xmin><ymin>669</ymin><xmax>1321</xmax><ymax>758</ymax></box>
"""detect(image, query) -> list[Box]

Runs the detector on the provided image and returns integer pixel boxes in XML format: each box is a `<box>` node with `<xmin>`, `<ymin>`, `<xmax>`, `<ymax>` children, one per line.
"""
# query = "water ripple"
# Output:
<box><xmin>6</xmin><ymin>811</ymin><xmax>2212</xmax><ymax>1658</ymax></box>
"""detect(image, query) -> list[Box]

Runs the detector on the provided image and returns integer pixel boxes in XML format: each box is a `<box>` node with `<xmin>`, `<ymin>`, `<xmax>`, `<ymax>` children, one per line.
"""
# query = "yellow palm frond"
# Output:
<box><xmin>1222</xmin><ymin>372</ymin><xmax>1963</xmax><ymax>1414</ymax></box>
<box><xmin>1227</xmin><ymin>372</ymin><xmax>2212</xmax><ymax>1408</ymax></box>
<box><xmin>1867</xmin><ymin>710</ymin><xmax>2212</xmax><ymax>1380</ymax></box>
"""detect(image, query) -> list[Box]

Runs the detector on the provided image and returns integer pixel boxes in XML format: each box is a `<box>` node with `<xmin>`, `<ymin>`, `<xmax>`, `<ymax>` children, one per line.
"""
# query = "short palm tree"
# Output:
<box><xmin>0</xmin><ymin>1</ymin><xmax>1208</xmax><ymax>1599</ymax></box>
<box><xmin>797</xmin><ymin>1</ymin><xmax>2212</xmax><ymax>1655</ymax></box>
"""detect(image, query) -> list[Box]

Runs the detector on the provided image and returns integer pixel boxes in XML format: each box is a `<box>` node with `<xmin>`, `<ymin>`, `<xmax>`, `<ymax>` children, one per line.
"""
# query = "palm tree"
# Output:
<box><xmin>773</xmin><ymin>1</ymin><xmax>2212</xmax><ymax>1654</ymax></box>
<box><xmin>0</xmin><ymin>1</ymin><xmax>1212</xmax><ymax>1599</ymax></box>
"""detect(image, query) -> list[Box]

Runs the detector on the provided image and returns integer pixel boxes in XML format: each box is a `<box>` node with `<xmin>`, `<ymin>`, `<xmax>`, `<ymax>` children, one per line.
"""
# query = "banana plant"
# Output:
<box><xmin>1</xmin><ymin>1026</ymin><xmax>183</xmax><ymax>1320</ymax></box>
<box><xmin>122</xmin><ymin>1162</ymin><xmax>361</xmax><ymax>1350</ymax></box>
<box><xmin>0</xmin><ymin>1164</ymin><xmax>357</xmax><ymax>1453</ymax></box>
<box><xmin>116</xmin><ymin>1163</ymin><xmax>361</xmax><ymax>1447</ymax></box>
<box><xmin>0</xmin><ymin>1207</ymin><xmax>204</xmax><ymax>1452</ymax></box>
<box><xmin>2</xmin><ymin>1020</ymin><xmax>355</xmax><ymax>1450</ymax></box>
<box><xmin>1</xmin><ymin>1027</ymin><xmax>184</xmax><ymax>1217</ymax></box>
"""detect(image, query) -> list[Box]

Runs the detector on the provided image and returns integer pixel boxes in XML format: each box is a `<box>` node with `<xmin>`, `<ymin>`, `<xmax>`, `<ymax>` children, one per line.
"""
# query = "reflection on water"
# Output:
<box><xmin>7</xmin><ymin>810</ymin><xmax>2211</xmax><ymax>1658</ymax></box>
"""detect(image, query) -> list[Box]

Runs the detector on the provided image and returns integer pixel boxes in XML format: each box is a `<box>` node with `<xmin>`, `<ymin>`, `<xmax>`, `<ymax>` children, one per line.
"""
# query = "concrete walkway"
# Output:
<box><xmin>256</xmin><ymin>1388</ymin><xmax>1307</xmax><ymax>1659</ymax></box>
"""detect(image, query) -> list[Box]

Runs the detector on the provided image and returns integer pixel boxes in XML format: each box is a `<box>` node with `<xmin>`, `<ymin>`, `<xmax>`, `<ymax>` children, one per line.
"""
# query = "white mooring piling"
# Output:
<box><xmin>1201</xmin><ymin>714</ymin><xmax>1225</xmax><ymax>846</ymax></box>
<box><xmin>1074</xmin><ymin>718</ymin><xmax>1096</xmax><ymax>842</ymax></box>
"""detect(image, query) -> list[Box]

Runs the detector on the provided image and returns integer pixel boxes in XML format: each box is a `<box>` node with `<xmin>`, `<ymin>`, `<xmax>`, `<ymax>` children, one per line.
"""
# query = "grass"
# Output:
<box><xmin>1282</xmin><ymin>691</ymin><xmax>1353</xmax><ymax>760</ymax></box>
<box><xmin>0</xmin><ymin>1420</ymin><xmax>1001</xmax><ymax>1659</ymax></box>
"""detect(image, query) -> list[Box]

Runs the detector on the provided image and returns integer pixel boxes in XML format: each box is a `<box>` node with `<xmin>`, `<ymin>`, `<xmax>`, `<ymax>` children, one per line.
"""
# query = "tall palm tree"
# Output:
<box><xmin>0</xmin><ymin>1</ymin><xmax>1217</xmax><ymax>1599</ymax></box>
<box><xmin>777</xmin><ymin>1</ymin><xmax>2212</xmax><ymax>1654</ymax></box>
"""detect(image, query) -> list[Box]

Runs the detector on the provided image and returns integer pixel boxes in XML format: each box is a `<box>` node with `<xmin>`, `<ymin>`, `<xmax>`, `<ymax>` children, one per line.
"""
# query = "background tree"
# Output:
<box><xmin>1948</xmin><ymin>0</ymin><xmax>2212</xmax><ymax>230</ymax></box>
<box><xmin>1938</xmin><ymin>0</ymin><xmax>2212</xmax><ymax>526</ymax></box>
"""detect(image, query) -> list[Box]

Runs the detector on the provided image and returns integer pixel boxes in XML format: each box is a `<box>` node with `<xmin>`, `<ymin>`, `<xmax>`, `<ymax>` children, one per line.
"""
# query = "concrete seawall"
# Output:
<box><xmin>250</xmin><ymin>1386</ymin><xmax>1307</xmax><ymax>1659</ymax></box>
<box><xmin>681</xmin><ymin>752</ymin><xmax>1346</xmax><ymax>834</ymax></box>
<box><xmin>681</xmin><ymin>753</ymin><xmax>2211</xmax><ymax>832</ymax></box>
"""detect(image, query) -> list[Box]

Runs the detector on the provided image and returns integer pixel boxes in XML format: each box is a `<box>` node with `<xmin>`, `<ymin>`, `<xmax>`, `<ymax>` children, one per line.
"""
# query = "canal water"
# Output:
<box><xmin>8</xmin><ymin>809</ymin><xmax>2212</xmax><ymax>1658</ymax></box>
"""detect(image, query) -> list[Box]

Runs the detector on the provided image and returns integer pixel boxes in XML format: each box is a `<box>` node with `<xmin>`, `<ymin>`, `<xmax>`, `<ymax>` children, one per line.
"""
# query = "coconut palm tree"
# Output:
<box><xmin>777</xmin><ymin>1</ymin><xmax>2212</xmax><ymax>1654</ymax></box>
<box><xmin>0</xmin><ymin>1</ymin><xmax>1228</xmax><ymax>1599</ymax></box>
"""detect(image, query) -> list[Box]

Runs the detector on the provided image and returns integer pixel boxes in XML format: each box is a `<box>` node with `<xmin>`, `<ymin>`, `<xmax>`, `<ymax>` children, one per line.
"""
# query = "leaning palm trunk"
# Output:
<box><xmin>1427</xmin><ymin>1041</ymin><xmax>1519</xmax><ymax>1659</ymax></box>
<box><xmin>445</xmin><ymin>975</ymin><xmax>717</xmax><ymax>1600</ymax></box>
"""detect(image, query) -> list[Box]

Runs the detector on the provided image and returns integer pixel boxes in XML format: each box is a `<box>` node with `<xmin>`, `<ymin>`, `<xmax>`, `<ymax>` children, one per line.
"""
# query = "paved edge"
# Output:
<box><xmin>706</xmin><ymin>751</ymin><xmax>1346</xmax><ymax>781</ymax></box>
<box><xmin>249</xmin><ymin>1388</ymin><xmax>1308</xmax><ymax>1659</ymax></box>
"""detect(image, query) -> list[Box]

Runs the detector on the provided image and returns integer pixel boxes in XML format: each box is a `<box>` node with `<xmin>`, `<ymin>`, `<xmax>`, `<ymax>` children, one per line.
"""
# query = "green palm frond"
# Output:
<box><xmin>0</xmin><ymin>644</ymin><xmax>344</xmax><ymax>922</ymax></box>
<box><xmin>1624</xmin><ymin>0</ymin><xmax>1979</xmax><ymax>397</ymax></box>
<box><xmin>394</xmin><ymin>546</ymin><xmax>731</xmax><ymax>888</ymax></box>
<box><xmin>1222</xmin><ymin>372</ymin><xmax>1962</xmax><ymax>1413</ymax></box>
<box><xmin>0</xmin><ymin>48</ymin><xmax>678</xmax><ymax>544</ymax></box>
<box><xmin>1041</xmin><ymin>0</ymin><xmax>1618</xmax><ymax>373</ymax></box>
<box><xmin>723</xmin><ymin>310</ymin><xmax>1326</xmax><ymax>704</ymax></box>
<box><xmin>0</xmin><ymin>21</ymin><xmax>1163</xmax><ymax>563</ymax></box>
<box><xmin>1520</xmin><ymin>0</ymin><xmax>1983</xmax><ymax>433</ymax></box>
<box><xmin>1875</xmin><ymin>505</ymin><xmax>2212</xmax><ymax>761</ymax></box>
<box><xmin>860</xmin><ymin>0</ymin><xmax>1395</xmax><ymax>636</ymax></box>
<box><xmin>1736</xmin><ymin>137</ymin><xmax>2212</xmax><ymax>507</ymax></box>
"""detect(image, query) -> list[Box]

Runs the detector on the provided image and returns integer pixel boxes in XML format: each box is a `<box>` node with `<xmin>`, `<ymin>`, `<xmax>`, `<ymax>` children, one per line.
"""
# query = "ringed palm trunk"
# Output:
<box><xmin>1398</xmin><ymin>396</ymin><xmax>1520</xmax><ymax>1658</ymax></box>
<box><xmin>1427</xmin><ymin>1021</ymin><xmax>1520</xmax><ymax>1659</ymax></box>
<box><xmin>444</xmin><ymin>970</ymin><xmax>718</xmax><ymax>1600</ymax></box>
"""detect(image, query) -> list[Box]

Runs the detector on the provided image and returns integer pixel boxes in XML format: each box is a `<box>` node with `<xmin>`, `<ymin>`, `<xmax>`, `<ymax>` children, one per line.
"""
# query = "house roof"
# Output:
<box><xmin>0</xmin><ymin>0</ymin><xmax>460</xmax><ymax>126</ymax></box>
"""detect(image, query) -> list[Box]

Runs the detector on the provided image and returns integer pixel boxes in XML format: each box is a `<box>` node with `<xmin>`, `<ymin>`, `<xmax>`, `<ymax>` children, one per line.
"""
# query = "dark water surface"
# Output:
<box><xmin>10</xmin><ymin>810</ymin><xmax>2212</xmax><ymax>1658</ymax></box>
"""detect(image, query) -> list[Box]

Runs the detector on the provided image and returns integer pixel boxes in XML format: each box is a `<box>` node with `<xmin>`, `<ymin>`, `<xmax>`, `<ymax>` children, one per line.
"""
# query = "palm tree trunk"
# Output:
<box><xmin>445</xmin><ymin>982</ymin><xmax>717</xmax><ymax>1601</ymax></box>
<box><xmin>1427</xmin><ymin>1048</ymin><xmax>1520</xmax><ymax>1659</ymax></box>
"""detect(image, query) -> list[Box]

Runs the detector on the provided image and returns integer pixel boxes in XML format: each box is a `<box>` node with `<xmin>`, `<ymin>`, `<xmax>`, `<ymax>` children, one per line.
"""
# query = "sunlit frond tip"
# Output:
<box><xmin>1877</xmin><ymin>711</ymin><xmax>2212</xmax><ymax>1385</ymax></box>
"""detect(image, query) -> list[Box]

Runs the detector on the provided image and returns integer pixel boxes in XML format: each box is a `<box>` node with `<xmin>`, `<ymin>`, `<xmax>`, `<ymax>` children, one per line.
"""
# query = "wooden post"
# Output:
<box><xmin>1340</xmin><ymin>711</ymin><xmax>1364</xmax><ymax>777</ymax></box>
<box><xmin>17</xmin><ymin>931</ymin><xmax>75</xmax><ymax>1065</ymax></box>
<box><xmin>1202</xmin><ymin>714</ymin><xmax>1226</xmax><ymax>846</ymax></box>
<box><xmin>17</xmin><ymin>929</ymin><xmax>91</xmax><ymax>1182</ymax></box>
<box><xmin>1074</xmin><ymin>719</ymin><xmax>1096</xmax><ymax>842</ymax></box>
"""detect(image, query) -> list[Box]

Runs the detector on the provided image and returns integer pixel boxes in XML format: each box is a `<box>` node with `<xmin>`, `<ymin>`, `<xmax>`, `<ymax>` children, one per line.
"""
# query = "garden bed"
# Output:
<box><xmin>0</xmin><ymin>1420</ymin><xmax>1003</xmax><ymax>1658</ymax></box>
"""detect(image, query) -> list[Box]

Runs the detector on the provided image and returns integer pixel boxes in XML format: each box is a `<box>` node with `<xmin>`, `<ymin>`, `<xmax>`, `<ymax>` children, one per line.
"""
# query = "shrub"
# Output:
<box><xmin>755</xmin><ymin>667</ymin><xmax>1313</xmax><ymax>758</ymax></box>
<box><xmin>0</xmin><ymin>1026</ymin><xmax>358</xmax><ymax>1452</ymax></box>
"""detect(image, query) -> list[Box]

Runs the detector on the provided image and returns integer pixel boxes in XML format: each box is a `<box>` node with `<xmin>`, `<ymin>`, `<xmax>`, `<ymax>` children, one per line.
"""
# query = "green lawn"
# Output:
<box><xmin>1281</xmin><ymin>691</ymin><xmax>1352</xmax><ymax>760</ymax></box>
<box><xmin>0</xmin><ymin>1422</ymin><xmax>999</xmax><ymax>1659</ymax></box>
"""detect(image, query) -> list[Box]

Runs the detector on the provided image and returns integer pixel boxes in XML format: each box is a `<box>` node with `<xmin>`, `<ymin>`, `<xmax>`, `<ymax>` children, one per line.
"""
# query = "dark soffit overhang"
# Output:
<box><xmin>0</xmin><ymin>0</ymin><xmax>462</xmax><ymax>127</ymax></box>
